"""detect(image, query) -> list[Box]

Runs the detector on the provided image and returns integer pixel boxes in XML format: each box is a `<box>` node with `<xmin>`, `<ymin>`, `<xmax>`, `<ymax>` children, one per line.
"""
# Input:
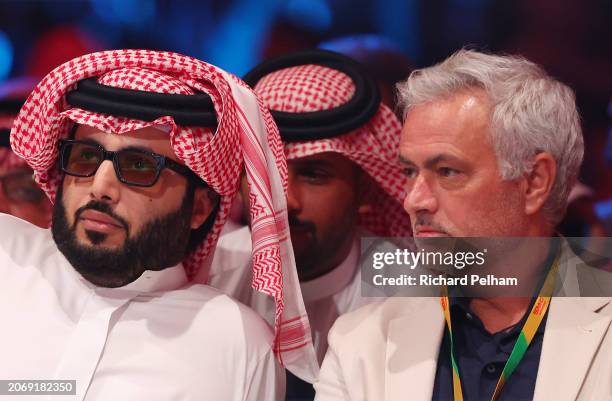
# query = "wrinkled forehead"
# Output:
<box><xmin>399</xmin><ymin>92</ymin><xmax>496</xmax><ymax>165</ymax></box>
<box><xmin>254</xmin><ymin>64</ymin><xmax>356</xmax><ymax>112</ymax></box>
<box><xmin>402</xmin><ymin>91</ymin><xmax>492</xmax><ymax>143</ymax></box>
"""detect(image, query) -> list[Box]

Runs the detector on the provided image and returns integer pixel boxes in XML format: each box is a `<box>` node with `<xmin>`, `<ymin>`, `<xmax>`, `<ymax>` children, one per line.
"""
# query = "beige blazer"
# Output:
<box><xmin>314</xmin><ymin>245</ymin><xmax>612</xmax><ymax>401</ymax></box>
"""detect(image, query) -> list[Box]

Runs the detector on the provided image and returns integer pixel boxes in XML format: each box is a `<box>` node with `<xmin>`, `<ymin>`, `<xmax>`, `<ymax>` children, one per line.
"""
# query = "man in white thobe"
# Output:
<box><xmin>0</xmin><ymin>214</ymin><xmax>279</xmax><ymax>401</ymax></box>
<box><xmin>0</xmin><ymin>49</ymin><xmax>294</xmax><ymax>401</ymax></box>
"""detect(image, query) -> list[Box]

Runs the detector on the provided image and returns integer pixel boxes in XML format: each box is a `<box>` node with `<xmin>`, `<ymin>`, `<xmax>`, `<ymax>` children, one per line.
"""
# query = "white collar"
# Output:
<box><xmin>68</xmin><ymin>263</ymin><xmax>189</xmax><ymax>295</ymax></box>
<box><xmin>119</xmin><ymin>264</ymin><xmax>188</xmax><ymax>293</ymax></box>
<box><xmin>300</xmin><ymin>237</ymin><xmax>360</xmax><ymax>303</ymax></box>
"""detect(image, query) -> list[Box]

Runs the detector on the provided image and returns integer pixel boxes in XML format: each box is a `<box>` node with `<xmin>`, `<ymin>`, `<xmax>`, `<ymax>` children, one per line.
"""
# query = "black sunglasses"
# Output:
<box><xmin>58</xmin><ymin>139</ymin><xmax>195</xmax><ymax>187</ymax></box>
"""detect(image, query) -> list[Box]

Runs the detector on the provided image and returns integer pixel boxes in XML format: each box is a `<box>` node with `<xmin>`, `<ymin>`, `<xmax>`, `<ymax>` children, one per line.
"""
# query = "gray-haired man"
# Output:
<box><xmin>315</xmin><ymin>49</ymin><xmax>612</xmax><ymax>401</ymax></box>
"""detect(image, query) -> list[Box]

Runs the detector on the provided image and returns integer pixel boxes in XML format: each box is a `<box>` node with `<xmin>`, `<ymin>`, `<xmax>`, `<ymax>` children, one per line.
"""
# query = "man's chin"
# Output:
<box><xmin>77</xmin><ymin>231</ymin><xmax>124</xmax><ymax>249</ymax></box>
<box><xmin>288</xmin><ymin>235</ymin><xmax>312</xmax><ymax>256</ymax></box>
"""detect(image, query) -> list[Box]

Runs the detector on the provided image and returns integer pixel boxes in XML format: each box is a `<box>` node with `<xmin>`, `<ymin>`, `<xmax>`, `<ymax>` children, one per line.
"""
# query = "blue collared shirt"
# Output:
<box><xmin>431</xmin><ymin>296</ymin><xmax>548</xmax><ymax>401</ymax></box>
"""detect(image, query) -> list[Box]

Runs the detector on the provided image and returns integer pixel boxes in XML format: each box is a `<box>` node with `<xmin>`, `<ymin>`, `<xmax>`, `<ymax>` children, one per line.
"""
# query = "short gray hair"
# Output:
<box><xmin>396</xmin><ymin>49</ymin><xmax>583</xmax><ymax>224</ymax></box>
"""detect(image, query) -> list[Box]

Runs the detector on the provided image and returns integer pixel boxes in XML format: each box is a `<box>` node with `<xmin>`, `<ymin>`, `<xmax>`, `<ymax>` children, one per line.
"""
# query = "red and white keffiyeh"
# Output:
<box><xmin>255</xmin><ymin>63</ymin><xmax>412</xmax><ymax>238</ymax></box>
<box><xmin>10</xmin><ymin>49</ymin><xmax>318</xmax><ymax>380</ymax></box>
<box><xmin>1</xmin><ymin>114</ymin><xmax>27</xmax><ymax>169</ymax></box>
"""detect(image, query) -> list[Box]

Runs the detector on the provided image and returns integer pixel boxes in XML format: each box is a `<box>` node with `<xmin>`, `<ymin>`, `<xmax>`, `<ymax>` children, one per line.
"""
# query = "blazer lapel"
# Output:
<box><xmin>385</xmin><ymin>298</ymin><xmax>445</xmax><ymax>401</ymax></box>
<box><xmin>533</xmin><ymin>297</ymin><xmax>611</xmax><ymax>401</ymax></box>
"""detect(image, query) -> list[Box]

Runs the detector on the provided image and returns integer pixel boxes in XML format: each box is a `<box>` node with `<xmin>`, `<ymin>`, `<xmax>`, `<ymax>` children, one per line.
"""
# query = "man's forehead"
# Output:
<box><xmin>288</xmin><ymin>151</ymin><xmax>354</xmax><ymax>167</ymax></box>
<box><xmin>404</xmin><ymin>92</ymin><xmax>488</xmax><ymax>130</ymax></box>
<box><xmin>399</xmin><ymin>152</ymin><xmax>466</xmax><ymax>168</ymax></box>
<box><xmin>399</xmin><ymin>91</ymin><xmax>495</xmax><ymax>166</ymax></box>
<box><xmin>75</xmin><ymin>124</ymin><xmax>170</xmax><ymax>140</ymax></box>
<box><xmin>402</xmin><ymin>92</ymin><xmax>490</xmax><ymax>138</ymax></box>
<box><xmin>73</xmin><ymin>124</ymin><xmax>182</xmax><ymax>163</ymax></box>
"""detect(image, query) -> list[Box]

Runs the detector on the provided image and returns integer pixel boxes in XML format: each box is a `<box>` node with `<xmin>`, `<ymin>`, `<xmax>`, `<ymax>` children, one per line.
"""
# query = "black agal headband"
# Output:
<box><xmin>243</xmin><ymin>49</ymin><xmax>381</xmax><ymax>142</ymax></box>
<box><xmin>65</xmin><ymin>77</ymin><xmax>218</xmax><ymax>127</ymax></box>
<box><xmin>0</xmin><ymin>99</ymin><xmax>24</xmax><ymax>148</ymax></box>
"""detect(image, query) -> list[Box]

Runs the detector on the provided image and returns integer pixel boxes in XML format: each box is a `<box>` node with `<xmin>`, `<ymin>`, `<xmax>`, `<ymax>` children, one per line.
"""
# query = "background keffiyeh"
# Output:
<box><xmin>255</xmin><ymin>63</ymin><xmax>412</xmax><ymax>238</ymax></box>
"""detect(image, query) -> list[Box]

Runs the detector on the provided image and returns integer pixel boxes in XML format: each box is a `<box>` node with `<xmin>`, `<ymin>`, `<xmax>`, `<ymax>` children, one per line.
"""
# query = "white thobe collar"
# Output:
<box><xmin>51</xmin><ymin>263</ymin><xmax>188</xmax><ymax>400</ymax></box>
<box><xmin>65</xmin><ymin>263</ymin><xmax>189</xmax><ymax>295</ymax></box>
<box><xmin>121</xmin><ymin>264</ymin><xmax>189</xmax><ymax>293</ymax></box>
<box><xmin>300</xmin><ymin>237</ymin><xmax>359</xmax><ymax>303</ymax></box>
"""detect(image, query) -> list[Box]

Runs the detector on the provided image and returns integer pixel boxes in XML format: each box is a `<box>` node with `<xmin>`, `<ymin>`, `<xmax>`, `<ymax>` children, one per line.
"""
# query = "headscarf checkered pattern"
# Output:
<box><xmin>10</xmin><ymin>50</ymin><xmax>318</xmax><ymax>380</ymax></box>
<box><xmin>255</xmin><ymin>64</ymin><xmax>412</xmax><ymax>238</ymax></box>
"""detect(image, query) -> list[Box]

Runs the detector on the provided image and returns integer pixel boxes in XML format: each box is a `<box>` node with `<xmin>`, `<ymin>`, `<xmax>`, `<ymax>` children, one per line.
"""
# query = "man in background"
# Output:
<box><xmin>0</xmin><ymin>95</ymin><xmax>51</xmax><ymax>227</ymax></box>
<box><xmin>209</xmin><ymin>49</ymin><xmax>412</xmax><ymax>398</ymax></box>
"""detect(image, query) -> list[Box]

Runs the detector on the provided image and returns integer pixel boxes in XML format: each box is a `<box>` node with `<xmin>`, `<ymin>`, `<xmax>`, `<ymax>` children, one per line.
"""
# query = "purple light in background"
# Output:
<box><xmin>0</xmin><ymin>77</ymin><xmax>37</xmax><ymax>99</ymax></box>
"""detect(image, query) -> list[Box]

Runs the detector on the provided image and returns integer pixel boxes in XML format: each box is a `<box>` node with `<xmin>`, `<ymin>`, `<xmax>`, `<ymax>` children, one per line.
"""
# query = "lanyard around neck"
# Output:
<box><xmin>440</xmin><ymin>253</ymin><xmax>560</xmax><ymax>401</ymax></box>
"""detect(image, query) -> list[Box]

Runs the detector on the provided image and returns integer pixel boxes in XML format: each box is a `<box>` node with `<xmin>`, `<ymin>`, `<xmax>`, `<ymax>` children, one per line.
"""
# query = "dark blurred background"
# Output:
<box><xmin>0</xmin><ymin>0</ymin><xmax>611</xmax><ymax>233</ymax></box>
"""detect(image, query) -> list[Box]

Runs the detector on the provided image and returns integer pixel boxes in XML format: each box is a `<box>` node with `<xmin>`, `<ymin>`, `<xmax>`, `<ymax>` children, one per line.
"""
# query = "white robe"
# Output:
<box><xmin>0</xmin><ymin>214</ymin><xmax>284</xmax><ymax>401</ymax></box>
<box><xmin>209</xmin><ymin>225</ymin><xmax>378</xmax><ymax>364</ymax></box>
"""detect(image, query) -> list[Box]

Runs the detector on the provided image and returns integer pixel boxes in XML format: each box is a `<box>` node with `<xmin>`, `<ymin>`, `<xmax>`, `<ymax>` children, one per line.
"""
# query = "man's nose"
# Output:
<box><xmin>403</xmin><ymin>175</ymin><xmax>438</xmax><ymax>215</ymax></box>
<box><xmin>89</xmin><ymin>161</ymin><xmax>120</xmax><ymax>204</ymax></box>
<box><xmin>286</xmin><ymin>176</ymin><xmax>302</xmax><ymax>213</ymax></box>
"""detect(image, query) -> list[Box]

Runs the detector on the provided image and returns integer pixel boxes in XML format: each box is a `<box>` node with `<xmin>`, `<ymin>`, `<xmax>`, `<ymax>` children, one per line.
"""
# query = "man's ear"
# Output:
<box><xmin>524</xmin><ymin>152</ymin><xmax>557</xmax><ymax>216</ymax></box>
<box><xmin>190</xmin><ymin>187</ymin><xmax>218</xmax><ymax>229</ymax></box>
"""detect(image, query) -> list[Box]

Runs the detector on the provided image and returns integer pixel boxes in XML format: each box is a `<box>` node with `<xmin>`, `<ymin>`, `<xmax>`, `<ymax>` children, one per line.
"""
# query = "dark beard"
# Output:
<box><xmin>288</xmin><ymin>211</ymin><xmax>356</xmax><ymax>282</ymax></box>
<box><xmin>51</xmin><ymin>185</ymin><xmax>195</xmax><ymax>288</ymax></box>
